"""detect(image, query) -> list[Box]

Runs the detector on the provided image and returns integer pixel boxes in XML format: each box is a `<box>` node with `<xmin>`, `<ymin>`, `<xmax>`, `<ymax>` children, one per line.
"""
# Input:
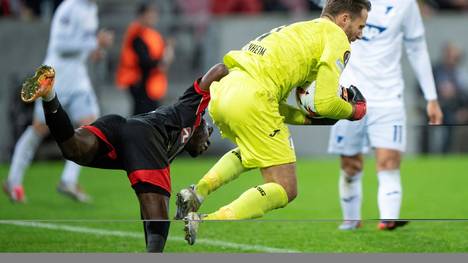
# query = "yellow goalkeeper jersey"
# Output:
<box><xmin>223</xmin><ymin>18</ymin><xmax>353</xmax><ymax>119</ymax></box>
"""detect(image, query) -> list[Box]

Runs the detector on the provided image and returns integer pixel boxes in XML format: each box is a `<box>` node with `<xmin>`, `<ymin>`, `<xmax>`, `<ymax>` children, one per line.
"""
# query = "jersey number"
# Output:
<box><xmin>255</xmin><ymin>25</ymin><xmax>287</xmax><ymax>42</ymax></box>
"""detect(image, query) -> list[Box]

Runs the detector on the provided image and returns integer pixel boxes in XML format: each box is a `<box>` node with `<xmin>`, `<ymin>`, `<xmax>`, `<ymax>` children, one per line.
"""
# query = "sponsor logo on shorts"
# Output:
<box><xmin>269</xmin><ymin>129</ymin><xmax>281</xmax><ymax>137</ymax></box>
<box><xmin>337</xmin><ymin>136</ymin><xmax>344</xmax><ymax>143</ymax></box>
<box><xmin>231</xmin><ymin>150</ymin><xmax>242</xmax><ymax>161</ymax></box>
<box><xmin>256</xmin><ymin>186</ymin><xmax>267</xmax><ymax>196</ymax></box>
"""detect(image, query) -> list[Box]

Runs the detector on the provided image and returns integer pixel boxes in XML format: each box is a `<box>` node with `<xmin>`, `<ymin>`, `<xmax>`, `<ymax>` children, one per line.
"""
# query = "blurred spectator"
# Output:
<box><xmin>434</xmin><ymin>0</ymin><xmax>468</xmax><ymax>10</ymax></box>
<box><xmin>1</xmin><ymin>0</ymin><xmax>11</xmax><ymax>16</ymax></box>
<box><xmin>175</xmin><ymin>0</ymin><xmax>210</xmax><ymax>72</ymax></box>
<box><xmin>263</xmin><ymin>0</ymin><xmax>310</xmax><ymax>17</ymax></box>
<box><xmin>434</xmin><ymin>42</ymin><xmax>468</xmax><ymax>123</ymax></box>
<box><xmin>4</xmin><ymin>0</ymin><xmax>63</xmax><ymax>20</ymax></box>
<box><xmin>422</xmin><ymin>42</ymin><xmax>468</xmax><ymax>153</ymax></box>
<box><xmin>211</xmin><ymin>0</ymin><xmax>262</xmax><ymax>15</ymax></box>
<box><xmin>262</xmin><ymin>0</ymin><xmax>287</xmax><ymax>12</ymax></box>
<box><xmin>176</xmin><ymin>0</ymin><xmax>210</xmax><ymax>37</ymax></box>
<box><xmin>423</xmin><ymin>0</ymin><xmax>468</xmax><ymax>11</ymax></box>
<box><xmin>116</xmin><ymin>1</ymin><xmax>175</xmax><ymax>115</ymax></box>
<box><xmin>22</xmin><ymin>0</ymin><xmax>41</xmax><ymax>18</ymax></box>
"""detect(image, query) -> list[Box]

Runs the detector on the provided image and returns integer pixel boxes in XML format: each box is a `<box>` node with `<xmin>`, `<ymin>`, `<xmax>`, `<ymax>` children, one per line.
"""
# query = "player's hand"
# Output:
<box><xmin>161</xmin><ymin>37</ymin><xmax>176</xmax><ymax>71</ymax></box>
<box><xmin>90</xmin><ymin>49</ymin><xmax>105</xmax><ymax>62</ymax></box>
<box><xmin>347</xmin><ymin>85</ymin><xmax>367</xmax><ymax>121</ymax></box>
<box><xmin>427</xmin><ymin>100</ymin><xmax>443</xmax><ymax>125</ymax></box>
<box><xmin>97</xmin><ymin>29</ymin><xmax>114</xmax><ymax>49</ymax></box>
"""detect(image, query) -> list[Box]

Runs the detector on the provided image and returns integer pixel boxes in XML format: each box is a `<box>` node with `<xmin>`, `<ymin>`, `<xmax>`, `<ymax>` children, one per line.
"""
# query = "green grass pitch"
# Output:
<box><xmin>1</xmin><ymin>156</ymin><xmax>467</xmax><ymax>252</ymax></box>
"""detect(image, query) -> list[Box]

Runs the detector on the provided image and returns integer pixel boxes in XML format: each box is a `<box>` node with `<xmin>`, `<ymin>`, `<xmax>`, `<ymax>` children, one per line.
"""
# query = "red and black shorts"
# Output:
<box><xmin>82</xmin><ymin>115</ymin><xmax>171</xmax><ymax>197</ymax></box>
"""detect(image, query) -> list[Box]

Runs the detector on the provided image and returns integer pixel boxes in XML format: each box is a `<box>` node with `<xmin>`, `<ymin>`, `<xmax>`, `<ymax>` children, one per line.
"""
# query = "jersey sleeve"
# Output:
<box><xmin>402</xmin><ymin>1</ymin><xmax>437</xmax><ymax>101</ymax></box>
<box><xmin>172</xmin><ymin>80</ymin><xmax>211</xmax><ymax>129</ymax></box>
<box><xmin>52</xmin><ymin>7</ymin><xmax>98</xmax><ymax>57</ymax></box>
<box><xmin>314</xmin><ymin>32</ymin><xmax>353</xmax><ymax>119</ymax></box>
<box><xmin>402</xmin><ymin>0</ymin><xmax>425</xmax><ymax>40</ymax></box>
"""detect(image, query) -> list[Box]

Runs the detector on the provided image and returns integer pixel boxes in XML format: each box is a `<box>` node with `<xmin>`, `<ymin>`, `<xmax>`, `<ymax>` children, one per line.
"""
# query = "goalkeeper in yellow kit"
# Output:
<box><xmin>177</xmin><ymin>0</ymin><xmax>371</xmax><ymax>245</ymax></box>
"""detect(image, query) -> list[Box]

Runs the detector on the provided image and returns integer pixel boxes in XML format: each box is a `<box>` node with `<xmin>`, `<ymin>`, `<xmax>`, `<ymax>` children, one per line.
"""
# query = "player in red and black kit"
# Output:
<box><xmin>19</xmin><ymin>63</ymin><xmax>229</xmax><ymax>252</ymax></box>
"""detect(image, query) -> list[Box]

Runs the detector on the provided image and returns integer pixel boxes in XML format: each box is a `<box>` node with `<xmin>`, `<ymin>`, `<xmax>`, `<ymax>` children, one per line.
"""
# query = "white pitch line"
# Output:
<box><xmin>0</xmin><ymin>220</ymin><xmax>300</xmax><ymax>253</ymax></box>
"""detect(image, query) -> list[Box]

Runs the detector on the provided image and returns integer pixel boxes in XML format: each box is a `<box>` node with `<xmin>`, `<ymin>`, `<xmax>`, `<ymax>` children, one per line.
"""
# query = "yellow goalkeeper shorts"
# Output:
<box><xmin>208</xmin><ymin>68</ymin><xmax>296</xmax><ymax>168</ymax></box>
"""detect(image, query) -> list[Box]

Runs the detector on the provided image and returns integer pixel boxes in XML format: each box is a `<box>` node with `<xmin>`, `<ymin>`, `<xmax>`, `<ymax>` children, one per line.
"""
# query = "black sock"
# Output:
<box><xmin>144</xmin><ymin>220</ymin><xmax>170</xmax><ymax>253</ymax></box>
<box><xmin>43</xmin><ymin>96</ymin><xmax>75</xmax><ymax>143</ymax></box>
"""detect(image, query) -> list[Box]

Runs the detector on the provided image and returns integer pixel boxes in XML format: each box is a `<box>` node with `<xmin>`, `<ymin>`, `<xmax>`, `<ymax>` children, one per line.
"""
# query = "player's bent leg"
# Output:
<box><xmin>261</xmin><ymin>163</ymin><xmax>297</xmax><ymax>202</ymax></box>
<box><xmin>57</xmin><ymin>116</ymin><xmax>98</xmax><ymax>203</ymax></box>
<box><xmin>375</xmin><ymin>148</ymin><xmax>406</xmax><ymax>229</ymax></box>
<box><xmin>339</xmin><ymin>154</ymin><xmax>364</xmax><ymax>230</ymax></box>
<box><xmin>42</xmin><ymin>95</ymin><xmax>101</xmax><ymax>166</ymax></box>
<box><xmin>206</xmin><ymin>163</ymin><xmax>294</xmax><ymax>220</ymax></box>
<box><xmin>175</xmin><ymin>148</ymin><xmax>249</xmax><ymax>219</ymax></box>
<box><xmin>183</xmin><ymin>181</ymin><xmax>289</xmax><ymax>245</ymax></box>
<box><xmin>134</xmin><ymin>183</ymin><xmax>170</xmax><ymax>253</ymax></box>
<box><xmin>56</xmin><ymin>127</ymin><xmax>101</xmax><ymax>165</ymax></box>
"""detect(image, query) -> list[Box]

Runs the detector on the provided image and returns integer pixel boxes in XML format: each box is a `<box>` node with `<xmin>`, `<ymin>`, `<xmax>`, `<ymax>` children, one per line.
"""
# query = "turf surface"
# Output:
<box><xmin>1</xmin><ymin>156</ymin><xmax>467</xmax><ymax>252</ymax></box>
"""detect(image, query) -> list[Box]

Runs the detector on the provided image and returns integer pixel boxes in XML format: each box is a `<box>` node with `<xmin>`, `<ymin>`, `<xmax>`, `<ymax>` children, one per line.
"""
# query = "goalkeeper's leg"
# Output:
<box><xmin>205</xmin><ymin>163</ymin><xmax>295</xmax><ymax>220</ymax></box>
<box><xmin>184</xmin><ymin>163</ymin><xmax>295</xmax><ymax>245</ymax></box>
<box><xmin>175</xmin><ymin>148</ymin><xmax>250</xmax><ymax>219</ymax></box>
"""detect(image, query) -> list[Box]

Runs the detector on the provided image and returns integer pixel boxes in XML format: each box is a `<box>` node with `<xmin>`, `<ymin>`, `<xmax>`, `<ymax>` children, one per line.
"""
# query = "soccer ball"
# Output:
<box><xmin>295</xmin><ymin>81</ymin><xmax>322</xmax><ymax>118</ymax></box>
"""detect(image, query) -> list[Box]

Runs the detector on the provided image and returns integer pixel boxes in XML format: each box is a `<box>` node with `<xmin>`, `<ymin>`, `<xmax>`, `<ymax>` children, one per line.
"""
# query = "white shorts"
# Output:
<box><xmin>328</xmin><ymin>106</ymin><xmax>406</xmax><ymax>155</ymax></box>
<box><xmin>34</xmin><ymin>63</ymin><xmax>100</xmax><ymax>124</ymax></box>
<box><xmin>34</xmin><ymin>89</ymin><xmax>100</xmax><ymax>124</ymax></box>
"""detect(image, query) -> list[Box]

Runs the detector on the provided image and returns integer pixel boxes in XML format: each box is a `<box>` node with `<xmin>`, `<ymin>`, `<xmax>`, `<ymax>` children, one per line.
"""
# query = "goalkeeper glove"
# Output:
<box><xmin>346</xmin><ymin>85</ymin><xmax>367</xmax><ymax>121</ymax></box>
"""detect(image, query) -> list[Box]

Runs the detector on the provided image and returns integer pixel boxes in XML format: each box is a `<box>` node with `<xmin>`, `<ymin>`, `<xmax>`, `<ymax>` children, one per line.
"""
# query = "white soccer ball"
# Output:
<box><xmin>295</xmin><ymin>81</ymin><xmax>322</xmax><ymax>118</ymax></box>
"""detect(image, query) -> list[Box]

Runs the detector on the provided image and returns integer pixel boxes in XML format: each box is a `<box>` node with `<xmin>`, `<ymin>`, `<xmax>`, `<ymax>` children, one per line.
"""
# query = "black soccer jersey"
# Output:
<box><xmin>82</xmin><ymin>80</ymin><xmax>210</xmax><ymax>195</ymax></box>
<box><xmin>134</xmin><ymin>80</ymin><xmax>210</xmax><ymax>161</ymax></box>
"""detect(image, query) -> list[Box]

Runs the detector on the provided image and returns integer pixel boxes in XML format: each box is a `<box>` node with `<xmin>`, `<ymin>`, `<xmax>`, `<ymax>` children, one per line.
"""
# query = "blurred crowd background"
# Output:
<box><xmin>1</xmin><ymin>0</ymin><xmax>468</xmax><ymax>21</ymax></box>
<box><xmin>0</xmin><ymin>0</ymin><xmax>467</xmax><ymax>163</ymax></box>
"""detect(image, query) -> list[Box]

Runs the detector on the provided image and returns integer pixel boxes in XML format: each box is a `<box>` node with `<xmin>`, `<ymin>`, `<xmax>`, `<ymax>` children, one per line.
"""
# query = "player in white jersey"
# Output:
<box><xmin>3</xmin><ymin>0</ymin><xmax>114</xmax><ymax>203</ymax></box>
<box><xmin>327</xmin><ymin>0</ymin><xmax>443</xmax><ymax>230</ymax></box>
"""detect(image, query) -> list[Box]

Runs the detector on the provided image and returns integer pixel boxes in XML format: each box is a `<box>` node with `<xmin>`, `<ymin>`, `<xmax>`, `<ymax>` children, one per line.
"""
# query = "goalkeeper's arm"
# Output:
<box><xmin>279</xmin><ymin>102</ymin><xmax>339</xmax><ymax>126</ymax></box>
<box><xmin>279</xmin><ymin>84</ymin><xmax>366</xmax><ymax>125</ymax></box>
<box><xmin>314</xmin><ymin>63</ymin><xmax>366</xmax><ymax>121</ymax></box>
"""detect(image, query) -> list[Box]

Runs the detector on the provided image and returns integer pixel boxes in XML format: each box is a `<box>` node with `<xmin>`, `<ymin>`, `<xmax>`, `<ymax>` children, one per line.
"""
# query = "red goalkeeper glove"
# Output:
<box><xmin>346</xmin><ymin>85</ymin><xmax>367</xmax><ymax>121</ymax></box>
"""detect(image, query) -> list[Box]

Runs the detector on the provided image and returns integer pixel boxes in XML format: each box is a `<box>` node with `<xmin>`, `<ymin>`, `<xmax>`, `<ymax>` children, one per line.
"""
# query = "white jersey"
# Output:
<box><xmin>43</xmin><ymin>0</ymin><xmax>98</xmax><ymax>95</ymax></box>
<box><xmin>340</xmin><ymin>0</ymin><xmax>437</xmax><ymax>108</ymax></box>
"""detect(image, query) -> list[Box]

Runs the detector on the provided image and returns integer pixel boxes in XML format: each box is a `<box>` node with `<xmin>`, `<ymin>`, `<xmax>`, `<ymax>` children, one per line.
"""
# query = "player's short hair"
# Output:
<box><xmin>136</xmin><ymin>1</ymin><xmax>157</xmax><ymax>16</ymax></box>
<box><xmin>322</xmin><ymin>0</ymin><xmax>371</xmax><ymax>18</ymax></box>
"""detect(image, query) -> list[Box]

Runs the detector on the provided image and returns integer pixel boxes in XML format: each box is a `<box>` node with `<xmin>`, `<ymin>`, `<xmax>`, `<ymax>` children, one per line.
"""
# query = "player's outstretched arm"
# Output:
<box><xmin>198</xmin><ymin>63</ymin><xmax>229</xmax><ymax>91</ymax></box>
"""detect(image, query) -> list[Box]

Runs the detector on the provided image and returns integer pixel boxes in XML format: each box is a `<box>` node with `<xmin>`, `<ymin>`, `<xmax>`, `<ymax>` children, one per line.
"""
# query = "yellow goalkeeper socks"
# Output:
<box><xmin>204</xmin><ymin>182</ymin><xmax>289</xmax><ymax>220</ymax></box>
<box><xmin>195</xmin><ymin>148</ymin><xmax>248</xmax><ymax>199</ymax></box>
